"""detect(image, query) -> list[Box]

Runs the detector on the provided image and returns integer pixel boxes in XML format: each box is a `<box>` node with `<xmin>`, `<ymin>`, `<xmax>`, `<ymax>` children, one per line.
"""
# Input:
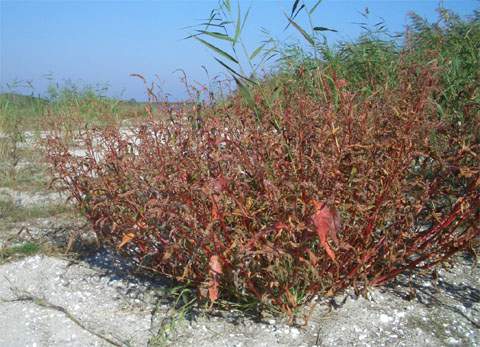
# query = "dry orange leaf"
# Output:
<box><xmin>117</xmin><ymin>232</ymin><xmax>135</xmax><ymax>249</ymax></box>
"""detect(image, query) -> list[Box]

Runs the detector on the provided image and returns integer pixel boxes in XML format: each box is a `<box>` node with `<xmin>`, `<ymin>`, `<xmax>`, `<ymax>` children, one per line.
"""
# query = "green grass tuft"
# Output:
<box><xmin>0</xmin><ymin>242</ymin><xmax>42</xmax><ymax>262</ymax></box>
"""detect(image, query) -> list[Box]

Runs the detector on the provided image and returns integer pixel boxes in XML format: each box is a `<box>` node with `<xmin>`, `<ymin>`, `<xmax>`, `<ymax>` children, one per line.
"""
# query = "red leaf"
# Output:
<box><xmin>212</xmin><ymin>175</ymin><xmax>228</xmax><ymax>193</ymax></box>
<box><xmin>208</xmin><ymin>255</ymin><xmax>223</xmax><ymax>302</ymax></box>
<box><xmin>210</xmin><ymin>195</ymin><xmax>221</xmax><ymax>221</ymax></box>
<box><xmin>311</xmin><ymin>200</ymin><xmax>339</xmax><ymax>261</ymax></box>
<box><xmin>208</xmin><ymin>284</ymin><xmax>219</xmax><ymax>302</ymax></box>
<box><xmin>209</xmin><ymin>255</ymin><xmax>223</xmax><ymax>275</ymax></box>
<box><xmin>337</xmin><ymin>78</ymin><xmax>348</xmax><ymax>89</ymax></box>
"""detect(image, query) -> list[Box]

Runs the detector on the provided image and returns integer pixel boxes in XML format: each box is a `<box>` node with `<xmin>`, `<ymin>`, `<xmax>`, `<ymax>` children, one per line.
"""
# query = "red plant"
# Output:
<box><xmin>45</xmin><ymin>62</ymin><xmax>479</xmax><ymax>321</ymax></box>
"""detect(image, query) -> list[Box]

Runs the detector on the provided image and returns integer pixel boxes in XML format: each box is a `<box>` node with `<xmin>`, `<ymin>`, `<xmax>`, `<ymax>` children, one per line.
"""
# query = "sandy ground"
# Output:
<box><xmin>0</xmin><ymin>249</ymin><xmax>478</xmax><ymax>346</ymax></box>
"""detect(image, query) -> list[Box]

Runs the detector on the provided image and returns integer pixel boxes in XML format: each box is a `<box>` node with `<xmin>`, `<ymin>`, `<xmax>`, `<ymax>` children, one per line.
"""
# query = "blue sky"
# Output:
<box><xmin>1</xmin><ymin>0</ymin><xmax>478</xmax><ymax>100</ymax></box>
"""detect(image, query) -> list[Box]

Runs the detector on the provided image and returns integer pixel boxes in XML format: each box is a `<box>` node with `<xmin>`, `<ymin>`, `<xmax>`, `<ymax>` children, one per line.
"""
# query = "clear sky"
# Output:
<box><xmin>1</xmin><ymin>0</ymin><xmax>478</xmax><ymax>101</ymax></box>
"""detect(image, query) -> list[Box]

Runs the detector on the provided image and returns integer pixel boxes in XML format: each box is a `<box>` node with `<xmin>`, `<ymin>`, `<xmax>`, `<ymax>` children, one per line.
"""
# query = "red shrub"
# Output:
<box><xmin>45</xmin><ymin>63</ymin><xmax>479</xmax><ymax>319</ymax></box>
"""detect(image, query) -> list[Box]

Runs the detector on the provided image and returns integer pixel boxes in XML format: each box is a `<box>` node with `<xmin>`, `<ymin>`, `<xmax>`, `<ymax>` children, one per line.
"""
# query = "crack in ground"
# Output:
<box><xmin>1</xmin><ymin>275</ymin><xmax>129</xmax><ymax>347</ymax></box>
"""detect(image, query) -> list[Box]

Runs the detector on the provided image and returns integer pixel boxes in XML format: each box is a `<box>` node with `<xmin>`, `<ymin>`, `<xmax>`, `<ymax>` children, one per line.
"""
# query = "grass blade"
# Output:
<box><xmin>285</xmin><ymin>14</ymin><xmax>315</xmax><ymax>46</ymax></box>
<box><xmin>222</xmin><ymin>0</ymin><xmax>231</xmax><ymax>13</ymax></box>
<box><xmin>250</xmin><ymin>43</ymin><xmax>266</xmax><ymax>61</ymax></box>
<box><xmin>285</xmin><ymin>1</ymin><xmax>304</xmax><ymax>29</ymax></box>
<box><xmin>313</xmin><ymin>26</ymin><xmax>338</xmax><ymax>32</ymax></box>
<box><xmin>309</xmin><ymin>0</ymin><xmax>323</xmax><ymax>15</ymax></box>
<box><xmin>214</xmin><ymin>58</ymin><xmax>257</xmax><ymax>85</ymax></box>
<box><xmin>197</xmin><ymin>30</ymin><xmax>234</xmax><ymax>42</ymax></box>
<box><xmin>194</xmin><ymin>37</ymin><xmax>239</xmax><ymax>64</ymax></box>
<box><xmin>241</xmin><ymin>5</ymin><xmax>251</xmax><ymax>33</ymax></box>
<box><xmin>233</xmin><ymin>1</ymin><xmax>241</xmax><ymax>43</ymax></box>
<box><xmin>232</xmin><ymin>75</ymin><xmax>260</xmax><ymax>120</ymax></box>
<box><xmin>290</xmin><ymin>0</ymin><xmax>300</xmax><ymax>18</ymax></box>
<box><xmin>292</xmin><ymin>4</ymin><xmax>305</xmax><ymax>20</ymax></box>
<box><xmin>205</xmin><ymin>9</ymin><xmax>218</xmax><ymax>30</ymax></box>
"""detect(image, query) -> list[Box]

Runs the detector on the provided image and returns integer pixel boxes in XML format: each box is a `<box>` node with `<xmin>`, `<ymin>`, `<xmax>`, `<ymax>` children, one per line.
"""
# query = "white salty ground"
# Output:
<box><xmin>0</xmin><ymin>247</ymin><xmax>478</xmax><ymax>347</ymax></box>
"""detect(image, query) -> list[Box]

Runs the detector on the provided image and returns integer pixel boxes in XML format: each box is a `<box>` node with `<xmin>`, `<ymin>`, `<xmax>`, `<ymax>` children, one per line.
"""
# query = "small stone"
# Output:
<box><xmin>446</xmin><ymin>337</ymin><xmax>460</xmax><ymax>345</ymax></box>
<box><xmin>290</xmin><ymin>328</ymin><xmax>300</xmax><ymax>338</ymax></box>
<box><xmin>379</xmin><ymin>314</ymin><xmax>392</xmax><ymax>324</ymax></box>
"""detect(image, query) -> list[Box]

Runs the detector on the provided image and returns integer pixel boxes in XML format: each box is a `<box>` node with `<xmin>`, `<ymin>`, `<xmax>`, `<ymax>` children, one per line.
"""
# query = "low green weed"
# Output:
<box><xmin>0</xmin><ymin>242</ymin><xmax>41</xmax><ymax>262</ymax></box>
